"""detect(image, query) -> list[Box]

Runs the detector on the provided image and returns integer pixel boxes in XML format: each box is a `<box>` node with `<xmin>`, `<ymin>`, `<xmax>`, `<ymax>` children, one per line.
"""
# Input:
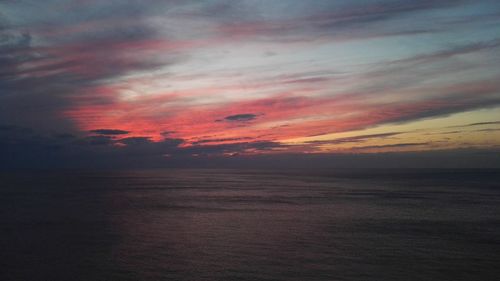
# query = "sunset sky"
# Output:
<box><xmin>1</xmin><ymin>0</ymin><xmax>500</xmax><ymax>168</ymax></box>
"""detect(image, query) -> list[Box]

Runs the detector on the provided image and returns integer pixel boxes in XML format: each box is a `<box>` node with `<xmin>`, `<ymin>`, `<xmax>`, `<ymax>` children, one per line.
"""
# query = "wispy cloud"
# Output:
<box><xmin>223</xmin><ymin>113</ymin><xmax>258</xmax><ymax>122</ymax></box>
<box><xmin>463</xmin><ymin>121</ymin><xmax>500</xmax><ymax>127</ymax></box>
<box><xmin>90</xmin><ymin>129</ymin><xmax>130</xmax><ymax>135</ymax></box>
<box><xmin>353</xmin><ymin>142</ymin><xmax>431</xmax><ymax>150</ymax></box>
<box><xmin>305</xmin><ymin>132</ymin><xmax>402</xmax><ymax>145</ymax></box>
<box><xmin>1</xmin><ymin>0</ymin><xmax>500</xmax><ymax>168</ymax></box>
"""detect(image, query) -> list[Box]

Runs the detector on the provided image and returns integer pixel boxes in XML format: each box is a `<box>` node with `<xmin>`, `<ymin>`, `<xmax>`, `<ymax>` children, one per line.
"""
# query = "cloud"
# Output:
<box><xmin>465</xmin><ymin>121</ymin><xmax>500</xmax><ymax>127</ymax></box>
<box><xmin>0</xmin><ymin>123</ymin><xmax>499</xmax><ymax>169</ymax></box>
<box><xmin>0</xmin><ymin>1</ymin><xmax>181</xmax><ymax>132</ymax></box>
<box><xmin>223</xmin><ymin>113</ymin><xmax>258</xmax><ymax>122</ymax></box>
<box><xmin>475</xmin><ymin>128</ymin><xmax>500</xmax><ymax>132</ymax></box>
<box><xmin>192</xmin><ymin>137</ymin><xmax>254</xmax><ymax>145</ymax></box>
<box><xmin>82</xmin><ymin>135</ymin><xmax>114</xmax><ymax>146</ymax></box>
<box><xmin>354</xmin><ymin>142</ymin><xmax>431</xmax><ymax>150</ymax></box>
<box><xmin>216</xmin><ymin>0</ymin><xmax>467</xmax><ymax>42</ymax></box>
<box><xmin>1</xmin><ymin>0</ymin><xmax>500</xmax><ymax>169</ymax></box>
<box><xmin>53</xmin><ymin>133</ymin><xmax>76</xmax><ymax>139</ymax></box>
<box><xmin>393</xmin><ymin>38</ymin><xmax>500</xmax><ymax>65</ymax></box>
<box><xmin>89</xmin><ymin>129</ymin><xmax>130</xmax><ymax>135</ymax></box>
<box><xmin>0</xmin><ymin>124</ymin><xmax>33</xmax><ymax>133</ymax></box>
<box><xmin>424</xmin><ymin>130</ymin><xmax>462</xmax><ymax>136</ymax></box>
<box><xmin>445</xmin><ymin>120</ymin><xmax>500</xmax><ymax>129</ymax></box>
<box><xmin>186</xmin><ymin>140</ymin><xmax>287</xmax><ymax>156</ymax></box>
<box><xmin>160</xmin><ymin>131</ymin><xmax>176</xmax><ymax>136</ymax></box>
<box><xmin>117</xmin><ymin>136</ymin><xmax>152</xmax><ymax>145</ymax></box>
<box><xmin>306</xmin><ymin>132</ymin><xmax>402</xmax><ymax>145</ymax></box>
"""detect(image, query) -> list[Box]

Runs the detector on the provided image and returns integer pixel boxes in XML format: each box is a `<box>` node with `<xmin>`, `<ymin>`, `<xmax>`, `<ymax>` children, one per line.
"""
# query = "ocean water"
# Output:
<box><xmin>1</xmin><ymin>169</ymin><xmax>499</xmax><ymax>281</ymax></box>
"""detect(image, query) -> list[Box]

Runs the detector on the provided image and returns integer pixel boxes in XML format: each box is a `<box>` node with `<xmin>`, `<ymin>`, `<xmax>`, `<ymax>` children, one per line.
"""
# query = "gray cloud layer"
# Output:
<box><xmin>1</xmin><ymin>0</ymin><xmax>500</xmax><ymax>169</ymax></box>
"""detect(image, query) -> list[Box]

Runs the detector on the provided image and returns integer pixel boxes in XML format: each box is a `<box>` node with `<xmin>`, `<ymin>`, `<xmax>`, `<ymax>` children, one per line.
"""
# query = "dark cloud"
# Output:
<box><xmin>346</xmin><ymin>38</ymin><xmax>500</xmax><ymax>109</ymax></box>
<box><xmin>424</xmin><ymin>130</ymin><xmax>462</xmax><ymax>136</ymax></box>
<box><xmin>0</xmin><ymin>124</ymin><xmax>498</xmax><ymax>169</ymax></box>
<box><xmin>185</xmin><ymin>141</ymin><xmax>287</xmax><ymax>156</ymax></box>
<box><xmin>191</xmin><ymin>137</ymin><xmax>254</xmax><ymax>145</ymax></box>
<box><xmin>394</xmin><ymin>38</ymin><xmax>500</xmax><ymax>65</ymax></box>
<box><xmin>465</xmin><ymin>121</ymin><xmax>500</xmax><ymax>127</ymax></box>
<box><xmin>90</xmin><ymin>129</ymin><xmax>130</xmax><ymax>135</ymax></box>
<box><xmin>117</xmin><ymin>137</ymin><xmax>152</xmax><ymax>145</ymax></box>
<box><xmin>306</xmin><ymin>132</ymin><xmax>402</xmax><ymax>145</ymax></box>
<box><xmin>354</xmin><ymin>142</ymin><xmax>430</xmax><ymax>150</ymax></box>
<box><xmin>0</xmin><ymin>124</ymin><xmax>33</xmax><ymax>133</ymax></box>
<box><xmin>368</xmin><ymin>81</ymin><xmax>500</xmax><ymax>127</ymax></box>
<box><xmin>475</xmin><ymin>128</ymin><xmax>500</xmax><ymax>132</ymax></box>
<box><xmin>446</xmin><ymin>120</ymin><xmax>500</xmax><ymax>129</ymax></box>
<box><xmin>160</xmin><ymin>131</ymin><xmax>176</xmax><ymax>136</ymax></box>
<box><xmin>224</xmin><ymin>113</ymin><xmax>258</xmax><ymax>122</ymax></box>
<box><xmin>82</xmin><ymin>135</ymin><xmax>115</xmax><ymax>146</ymax></box>
<box><xmin>53</xmin><ymin>133</ymin><xmax>76</xmax><ymax>139</ymax></box>
<box><xmin>198</xmin><ymin>148</ymin><xmax>500</xmax><ymax>169</ymax></box>
<box><xmin>216</xmin><ymin>0</ymin><xmax>468</xmax><ymax>42</ymax></box>
<box><xmin>1</xmin><ymin>1</ymin><xmax>499</xmax><ymax>170</ymax></box>
<box><xmin>0</xmin><ymin>1</ymin><xmax>177</xmax><ymax>133</ymax></box>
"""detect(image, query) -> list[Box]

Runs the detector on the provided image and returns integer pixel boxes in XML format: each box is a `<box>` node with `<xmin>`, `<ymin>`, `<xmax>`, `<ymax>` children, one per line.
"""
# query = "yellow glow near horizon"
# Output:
<box><xmin>283</xmin><ymin>107</ymin><xmax>500</xmax><ymax>152</ymax></box>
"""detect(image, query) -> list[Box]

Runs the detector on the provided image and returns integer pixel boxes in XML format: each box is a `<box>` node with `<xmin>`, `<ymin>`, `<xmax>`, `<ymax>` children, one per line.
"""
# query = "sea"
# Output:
<box><xmin>1</xmin><ymin>169</ymin><xmax>499</xmax><ymax>281</ymax></box>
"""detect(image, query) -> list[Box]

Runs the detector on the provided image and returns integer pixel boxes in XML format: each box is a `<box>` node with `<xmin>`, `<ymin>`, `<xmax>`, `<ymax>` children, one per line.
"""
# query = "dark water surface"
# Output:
<box><xmin>1</xmin><ymin>169</ymin><xmax>499</xmax><ymax>280</ymax></box>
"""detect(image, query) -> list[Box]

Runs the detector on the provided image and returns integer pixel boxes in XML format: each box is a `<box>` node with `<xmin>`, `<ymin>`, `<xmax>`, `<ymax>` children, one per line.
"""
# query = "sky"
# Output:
<box><xmin>1</xmin><ymin>0</ymin><xmax>500</xmax><ymax>169</ymax></box>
